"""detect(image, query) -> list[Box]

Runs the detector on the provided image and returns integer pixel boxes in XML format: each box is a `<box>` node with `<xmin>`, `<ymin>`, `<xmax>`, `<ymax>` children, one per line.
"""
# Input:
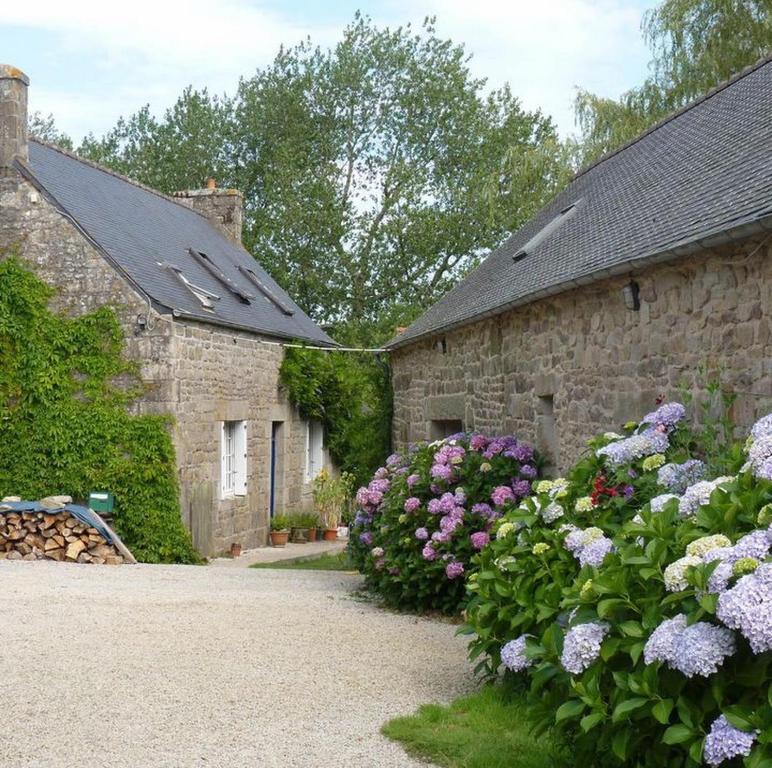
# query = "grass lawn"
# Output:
<box><xmin>250</xmin><ymin>550</ymin><xmax>356</xmax><ymax>571</ymax></box>
<box><xmin>382</xmin><ymin>685</ymin><xmax>568</xmax><ymax>768</ymax></box>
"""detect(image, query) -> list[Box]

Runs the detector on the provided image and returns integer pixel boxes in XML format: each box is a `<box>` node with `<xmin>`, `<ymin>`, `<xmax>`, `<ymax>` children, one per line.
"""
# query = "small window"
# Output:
<box><xmin>536</xmin><ymin>395</ymin><xmax>558</xmax><ymax>469</ymax></box>
<box><xmin>430</xmin><ymin>419</ymin><xmax>463</xmax><ymax>441</ymax></box>
<box><xmin>221</xmin><ymin>420</ymin><xmax>247</xmax><ymax>498</ymax></box>
<box><xmin>306</xmin><ymin>421</ymin><xmax>324</xmax><ymax>481</ymax></box>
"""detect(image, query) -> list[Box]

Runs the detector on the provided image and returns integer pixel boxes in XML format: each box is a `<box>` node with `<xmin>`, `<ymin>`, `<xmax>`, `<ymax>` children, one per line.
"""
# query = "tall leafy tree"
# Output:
<box><xmin>575</xmin><ymin>0</ymin><xmax>772</xmax><ymax>164</ymax></box>
<box><xmin>73</xmin><ymin>15</ymin><xmax>566</xmax><ymax>343</ymax></box>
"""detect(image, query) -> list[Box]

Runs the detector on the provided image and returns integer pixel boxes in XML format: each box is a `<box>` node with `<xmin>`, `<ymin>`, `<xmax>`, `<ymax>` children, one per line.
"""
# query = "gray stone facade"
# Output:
<box><xmin>391</xmin><ymin>239</ymin><xmax>772</xmax><ymax>472</ymax></box>
<box><xmin>0</xmin><ymin>169</ymin><xmax>327</xmax><ymax>557</ymax></box>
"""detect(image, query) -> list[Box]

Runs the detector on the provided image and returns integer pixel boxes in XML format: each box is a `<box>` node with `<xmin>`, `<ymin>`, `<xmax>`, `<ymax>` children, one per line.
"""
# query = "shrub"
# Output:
<box><xmin>464</xmin><ymin>404</ymin><xmax>772</xmax><ymax>767</ymax></box>
<box><xmin>349</xmin><ymin>432</ymin><xmax>540</xmax><ymax>613</ymax></box>
<box><xmin>0</xmin><ymin>257</ymin><xmax>199</xmax><ymax>564</ymax></box>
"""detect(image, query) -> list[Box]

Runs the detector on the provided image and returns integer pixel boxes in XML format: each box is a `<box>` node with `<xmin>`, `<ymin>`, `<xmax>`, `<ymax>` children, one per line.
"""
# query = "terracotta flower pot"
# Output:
<box><xmin>323</xmin><ymin>528</ymin><xmax>338</xmax><ymax>542</ymax></box>
<box><xmin>230</xmin><ymin>542</ymin><xmax>242</xmax><ymax>558</ymax></box>
<box><xmin>270</xmin><ymin>530</ymin><xmax>289</xmax><ymax>547</ymax></box>
<box><xmin>307</xmin><ymin>527</ymin><xmax>318</xmax><ymax>542</ymax></box>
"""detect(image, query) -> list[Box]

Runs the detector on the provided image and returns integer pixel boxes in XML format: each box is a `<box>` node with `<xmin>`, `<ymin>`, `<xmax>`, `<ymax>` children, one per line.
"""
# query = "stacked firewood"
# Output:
<box><xmin>0</xmin><ymin>508</ymin><xmax>124</xmax><ymax>564</ymax></box>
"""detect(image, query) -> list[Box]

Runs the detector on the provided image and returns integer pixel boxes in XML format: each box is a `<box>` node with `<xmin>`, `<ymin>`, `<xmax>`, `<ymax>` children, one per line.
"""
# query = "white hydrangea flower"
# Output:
<box><xmin>686</xmin><ymin>535</ymin><xmax>732</xmax><ymax>558</ymax></box>
<box><xmin>664</xmin><ymin>555</ymin><xmax>702</xmax><ymax>592</ymax></box>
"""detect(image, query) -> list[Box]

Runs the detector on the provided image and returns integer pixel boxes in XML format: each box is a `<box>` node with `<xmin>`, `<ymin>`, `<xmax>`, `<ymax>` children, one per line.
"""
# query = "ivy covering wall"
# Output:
<box><xmin>0</xmin><ymin>257</ymin><xmax>200</xmax><ymax>563</ymax></box>
<box><xmin>279</xmin><ymin>347</ymin><xmax>392</xmax><ymax>487</ymax></box>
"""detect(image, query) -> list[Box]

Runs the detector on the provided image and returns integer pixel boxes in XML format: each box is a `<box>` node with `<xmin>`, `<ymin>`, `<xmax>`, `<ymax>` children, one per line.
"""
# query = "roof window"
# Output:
<box><xmin>513</xmin><ymin>198</ymin><xmax>583</xmax><ymax>262</ymax></box>
<box><xmin>189</xmin><ymin>249</ymin><xmax>254</xmax><ymax>304</ymax></box>
<box><xmin>237</xmin><ymin>266</ymin><xmax>295</xmax><ymax>316</ymax></box>
<box><xmin>164</xmin><ymin>263</ymin><xmax>220</xmax><ymax>311</ymax></box>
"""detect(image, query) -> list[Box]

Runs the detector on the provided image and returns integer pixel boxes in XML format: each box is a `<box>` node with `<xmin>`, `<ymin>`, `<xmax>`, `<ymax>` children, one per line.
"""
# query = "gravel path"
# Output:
<box><xmin>0</xmin><ymin>561</ymin><xmax>474</xmax><ymax>767</ymax></box>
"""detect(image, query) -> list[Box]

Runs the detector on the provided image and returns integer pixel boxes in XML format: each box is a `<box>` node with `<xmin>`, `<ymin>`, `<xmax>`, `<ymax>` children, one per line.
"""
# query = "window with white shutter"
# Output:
<box><xmin>221</xmin><ymin>420</ymin><xmax>247</xmax><ymax>498</ymax></box>
<box><xmin>305</xmin><ymin>421</ymin><xmax>323</xmax><ymax>481</ymax></box>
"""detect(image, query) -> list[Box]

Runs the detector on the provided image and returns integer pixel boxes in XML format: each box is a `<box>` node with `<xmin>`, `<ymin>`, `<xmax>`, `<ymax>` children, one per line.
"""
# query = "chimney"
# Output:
<box><xmin>173</xmin><ymin>180</ymin><xmax>244</xmax><ymax>245</ymax></box>
<box><xmin>0</xmin><ymin>65</ymin><xmax>29</xmax><ymax>176</ymax></box>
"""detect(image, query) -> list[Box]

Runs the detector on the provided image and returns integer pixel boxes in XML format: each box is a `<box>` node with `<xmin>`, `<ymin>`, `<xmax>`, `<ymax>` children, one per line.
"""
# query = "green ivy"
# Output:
<box><xmin>279</xmin><ymin>347</ymin><xmax>392</xmax><ymax>487</ymax></box>
<box><xmin>0</xmin><ymin>256</ymin><xmax>200</xmax><ymax>564</ymax></box>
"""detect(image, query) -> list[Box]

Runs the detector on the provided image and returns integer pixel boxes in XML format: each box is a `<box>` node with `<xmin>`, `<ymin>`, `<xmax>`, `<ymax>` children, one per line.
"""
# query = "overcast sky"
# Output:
<box><xmin>0</xmin><ymin>0</ymin><xmax>653</xmax><ymax>143</ymax></box>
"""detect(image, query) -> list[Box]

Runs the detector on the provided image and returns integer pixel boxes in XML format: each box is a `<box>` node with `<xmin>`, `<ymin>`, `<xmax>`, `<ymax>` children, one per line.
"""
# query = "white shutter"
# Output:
<box><xmin>220</xmin><ymin>422</ymin><xmax>228</xmax><ymax>499</ymax></box>
<box><xmin>235</xmin><ymin>421</ymin><xmax>247</xmax><ymax>496</ymax></box>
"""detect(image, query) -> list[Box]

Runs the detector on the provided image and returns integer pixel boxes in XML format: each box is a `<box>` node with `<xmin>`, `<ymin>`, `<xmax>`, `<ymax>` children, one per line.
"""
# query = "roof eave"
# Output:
<box><xmin>170</xmin><ymin>308</ymin><xmax>339</xmax><ymax>348</ymax></box>
<box><xmin>385</xmin><ymin>212</ymin><xmax>772</xmax><ymax>351</ymax></box>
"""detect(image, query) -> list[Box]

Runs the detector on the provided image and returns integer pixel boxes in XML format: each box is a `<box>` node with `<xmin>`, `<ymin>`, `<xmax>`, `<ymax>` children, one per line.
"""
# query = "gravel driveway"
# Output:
<box><xmin>0</xmin><ymin>561</ymin><xmax>474</xmax><ymax>767</ymax></box>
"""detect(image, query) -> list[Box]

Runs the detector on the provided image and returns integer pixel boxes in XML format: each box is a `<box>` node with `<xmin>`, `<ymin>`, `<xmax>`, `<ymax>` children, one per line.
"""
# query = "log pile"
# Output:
<box><xmin>0</xmin><ymin>502</ymin><xmax>125</xmax><ymax>565</ymax></box>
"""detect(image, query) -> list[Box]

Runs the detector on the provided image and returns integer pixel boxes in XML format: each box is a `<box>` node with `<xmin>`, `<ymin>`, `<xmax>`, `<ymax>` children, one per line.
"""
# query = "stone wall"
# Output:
<box><xmin>391</xmin><ymin>238</ymin><xmax>772</xmax><ymax>472</ymax></box>
<box><xmin>0</xmin><ymin>172</ymin><xmax>325</xmax><ymax>556</ymax></box>
<box><xmin>170</xmin><ymin>321</ymin><xmax>323</xmax><ymax>555</ymax></box>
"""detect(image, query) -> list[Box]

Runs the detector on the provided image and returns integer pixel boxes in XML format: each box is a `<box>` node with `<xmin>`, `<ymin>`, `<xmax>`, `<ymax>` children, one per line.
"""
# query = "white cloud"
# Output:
<box><xmin>3</xmin><ymin>0</ymin><xmax>651</xmax><ymax>140</ymax></box>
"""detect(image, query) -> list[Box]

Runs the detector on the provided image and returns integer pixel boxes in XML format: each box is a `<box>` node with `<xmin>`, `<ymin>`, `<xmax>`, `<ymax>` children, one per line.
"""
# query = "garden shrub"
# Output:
<box><xmin>464</xmin><ymin>403</ymin><xmax>771</xmax><ymax>767</ymax></box>
<box><xmin>349</xmin><ymin>433</ymin><xmax>540</xmax><ymax>613</ymax></box>
<box><xmin>0</xmin><ymin>257</ymin><xmax>200</xmax><ymax>563</ymax></box>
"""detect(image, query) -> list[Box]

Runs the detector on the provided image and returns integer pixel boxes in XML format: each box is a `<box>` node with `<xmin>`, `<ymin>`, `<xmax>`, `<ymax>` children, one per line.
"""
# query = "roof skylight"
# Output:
<box><xmin>164</xmin><ymin>263</ymin><xmax>221</xmax><ymax>311</ymax></box>
<box><xmin>237</xmin><ymin>266</ymin><xmax>295</xmax><ymax>316</ymax></box>
<box><xmin>513</xmin><ymin>198</ymin><xmax>583</xmax><ymax>262</ymax></box>
<box><xmin>189</xmin><ymin>249</ymin><xmax>254</xmax><ymax>305</ymax></box>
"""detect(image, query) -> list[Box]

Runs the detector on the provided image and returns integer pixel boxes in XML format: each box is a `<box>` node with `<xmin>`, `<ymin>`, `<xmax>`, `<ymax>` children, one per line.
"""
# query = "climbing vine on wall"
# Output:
<box><xmin>279</xmin><ymin>347</ymin><xmax>392</xmax><ymax>487</ymax></box>
<box><xmin>0</xmin><ymin>256</ymin><xmax>200</xmax><ymax>564</ymax></box>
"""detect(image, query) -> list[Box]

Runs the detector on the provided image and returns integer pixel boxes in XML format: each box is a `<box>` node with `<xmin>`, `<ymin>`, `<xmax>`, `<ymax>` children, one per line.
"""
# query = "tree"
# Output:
<box><xmin>78</xmin><ymin>88</ymin><xmax>233</xmax><ymax>193</ymax></box>
<box><xmin>575</xmin><ymin>0</ymin><xmax>772</xmax><ymax>165</ymax></box>
<box><xmin>75</xmin><ymin>15</ymin><xmax>567</xmax><ymax>343</ymax></box>
<box><xmin>28</xmin><ymin>112</ymin><xmax>73</xmax><ymax>150</ymax></box>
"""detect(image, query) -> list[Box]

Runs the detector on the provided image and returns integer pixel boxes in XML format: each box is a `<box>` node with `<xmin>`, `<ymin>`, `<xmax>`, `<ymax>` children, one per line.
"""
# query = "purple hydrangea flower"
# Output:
<box><xmin>445</xmin><ymin>561</ymin><xmax>464</xmax><ymax>579</ymax></box>
<box><xmin>519</xmin><ymin>464</ymin><xmax>537</xmax><ymax>479</ymax></box>
<box><xmin>560</xmin><ymin>622</ymin><xmax>609</xmax><ymax>674</ymax></box>
<box><xmin>650</xmin><ymin>493</ymin><xmax>679</xmax><ymax>514</ymax></box>
<box><xmin>421</xmin><ymin>544</ymin><xmax>437</xmax><ymax>561</ymax></box>
<box><xmin>716</xmin><ymin>563</ymin><xmax>772</xmax><ymax>653</ymax></box>
<box><xmin>512</xmin><ymin>479</ymin><xmax>531</xmax><ymax>498</ymax></box>
<box><xmin>427</xmin><ymin>498</ymin><xmax>442</xmax><ymax>515</ymax></box>
<box><xmin>678</xmin><ymin>477</ymin><xmax>733</xmax><ymax>518</ymax></box>
<box><xmin>469</xmin><ymin>434</ymin><xmax>488</xmax><ymax>452</ymax></box>
<box><xmin>501</xmin><ymin>635</ymin><xmax>532</xmax><ymax>672</ymax></box>
<box><xmin>407</xmin><ymin>473</ymin><xmax>420</xmax><ymax>488</ymax></box>
<box><xmin>359</xmin><ymin>531</ymin><xmax>373</xmax><ymax>546</ymax></box>
<box><xmin>470</xmin><ymin>531</ymin><xmax>490</xmax><ymax>550</ymax></box>
<box><xmin>751</xmin><ymin>414</ymin><xmax>772</xmax><ymax>442</ymax></box>
<box><xmin>430</xmin><ymin>463</ymin><xmax>453</xmax><ymax>481</ymax></box>
<box><xmin>704</xmin><ymin>715</ymin><xmax>757</xmax><ymax>766</ymax></box>
<box><xmin>415</xmin><ymin>527</ymin><xmax>429</xmax><ymax>541</ymax></box>
<box><xmin>491</xmin><ymin>485</ymin><xmax>515</xmax><ymax>507</ymax></box>
<box><xmin>403</xmin><ymin>497</ymin><xmax>421</xmax><ymax>513</ymax></box>
<box><xmin>748</xmin><ymin>435</ymin><xmax>772</xmax><ymax>480</ymax></box>
<box><xmin>471</xmin><ymin>502</ymin><xmax>493</xmax><ymax>517</ymax></box>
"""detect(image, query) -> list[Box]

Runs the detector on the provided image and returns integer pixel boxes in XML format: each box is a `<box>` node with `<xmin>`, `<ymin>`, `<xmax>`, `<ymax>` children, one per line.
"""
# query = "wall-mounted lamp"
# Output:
<box><xmin>622</xmin><ymin>281</ymin><xmax>641</xmax><ymax>311</ymax></box>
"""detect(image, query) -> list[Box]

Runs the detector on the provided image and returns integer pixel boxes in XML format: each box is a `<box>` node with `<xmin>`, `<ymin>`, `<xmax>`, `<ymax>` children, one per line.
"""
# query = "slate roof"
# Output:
<box><xmin>387</xmin><ymin>56</ymin><xmax>772</xmax><ymax>350</ymax></box>
<box><xmin>20</xmin><ymin>140</ymin><xmax>336</xmax><ymax>346</ymax></box>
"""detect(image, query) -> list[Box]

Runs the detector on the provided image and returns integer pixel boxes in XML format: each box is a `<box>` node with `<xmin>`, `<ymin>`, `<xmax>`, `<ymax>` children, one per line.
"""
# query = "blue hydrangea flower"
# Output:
<box><xmin>716</xmin><ymin>563</ymin><xmax>772</xmax><ymax>653</ymax></box>
<box><xmin>560</xmin><ymin>622</ymin><xmax>609</xmax><ymax>674</ymax></box>
<box><xmin>596</xmin><ymin>429</ymin><xmax>669</xmax><ymax>468</ymax></box>
<box><xmin>750</xmin><ymin>414</ymin><xmax>772</xmax><ymax>442</ymax></box>
<box><xmin>641</xmin><ymin>402</ymin><xmax>686</xmax><ymax>428</ymax></box>
<box><xmin>656</xmin><ymin>459</ymin><xmax>706</xmax><ymax>494</ymax></box>
<box><xmin>678</xmin><ymin>477</ymin><xmax>734</xmax><ymax>518</ymax></box>
<box><xmin>500</xmin><ymin>635</ymin><xmax>532</xmax><ymax>672</ymax></box>
<box><xmin>704</xmin><ymin>715</ymin><xmax>757</xmax><ymax>766</ymax></box>
<box><xmin>644</xmin><ymin>614</ymin><xmax>735</xmax><ymax>677</ymax></box>
<box><xmin>577</xmin><ymin>536</ymin><xmax>614</xmax><ymax>567</ymax></box>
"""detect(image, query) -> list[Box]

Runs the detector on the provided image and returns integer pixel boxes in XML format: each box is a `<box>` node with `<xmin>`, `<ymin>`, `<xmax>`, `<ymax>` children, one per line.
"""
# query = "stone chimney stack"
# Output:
<box><xmin>0</xmin><ymin>65</ymin><xmax>29</xmax><ymax>176</ymax></box>
<box><xmin>173</xmin><ymin>179</ymin><xmax>244</xmax><ymax>245</ymax></box>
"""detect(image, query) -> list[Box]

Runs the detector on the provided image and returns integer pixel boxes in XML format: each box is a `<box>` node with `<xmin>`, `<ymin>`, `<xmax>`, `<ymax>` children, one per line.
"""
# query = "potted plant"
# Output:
<box><xmin>304</xmin><ymin>512</ymin><xmax>320</xmax><ymax>542</ymax></box>
<box><xmin>269</xmin><ymin>515</ymin><xmax>290</xmax><ymax>547</ymax></box>
<box><xmin>313</xmin><ymin>470</ymin><xmax>354</xmax><ymax>542</ymax></box>
<box><xmin>289</xmin><ymin>513</ymin><xmax>309</xmax><ymax>543</ymax></box>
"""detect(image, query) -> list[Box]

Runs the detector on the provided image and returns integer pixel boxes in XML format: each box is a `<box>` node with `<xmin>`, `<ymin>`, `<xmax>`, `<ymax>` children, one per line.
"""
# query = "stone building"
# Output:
<box><xmin>387</xmin><ymin>57</ymin><xmax>772</xmax><ymax>472</ymax></box>
<box><xmin>0</xmin><ymin>65</ymin><xmax>336</xmax><ymax>556</ymax></box>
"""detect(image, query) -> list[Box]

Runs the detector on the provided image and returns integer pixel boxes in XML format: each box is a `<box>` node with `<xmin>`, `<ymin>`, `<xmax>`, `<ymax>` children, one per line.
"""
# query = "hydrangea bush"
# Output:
<box><xmin>464</xmin><ymin>405</ymin><xmax>772</xmax><ymax>767</ymax></box>
<box><xmin>349</xmin><ymin>433</ymin><xmax>540</xmax><ymax>612</ymax></box>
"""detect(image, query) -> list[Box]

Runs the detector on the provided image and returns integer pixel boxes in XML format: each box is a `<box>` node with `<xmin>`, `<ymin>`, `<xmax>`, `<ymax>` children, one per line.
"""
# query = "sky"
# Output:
<box><xmin>0</xmin><ymin>0</ymin><xmax>654</xmax><ymax>143</ymax></box>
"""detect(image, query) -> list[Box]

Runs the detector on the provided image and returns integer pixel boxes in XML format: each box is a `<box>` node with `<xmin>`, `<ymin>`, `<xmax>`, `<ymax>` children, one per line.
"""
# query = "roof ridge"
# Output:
<box><xmin>573</xmin><ymin>52</ymin><xmax>772</xmax><ymax>180</ymax></box>
<box><xmin>28</xmin><ymin>137</ymin><xmax>216</xmax><ymax>220</ymax></box>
